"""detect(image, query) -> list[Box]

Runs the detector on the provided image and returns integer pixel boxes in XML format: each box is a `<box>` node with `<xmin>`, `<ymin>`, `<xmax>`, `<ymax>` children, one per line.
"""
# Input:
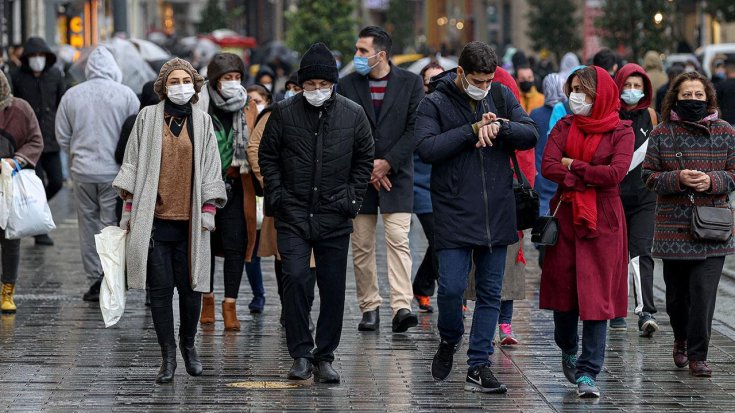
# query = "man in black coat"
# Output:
<box><xmin>259</xmin><ymin>42</ymin><xmax>374</xmax><ymax>384</ymax></box>
<box><xmin>415</xmin><ymin>41</ymin><xmax>537</xmax><ymax>393</ymax></box>
<box><xmin>716</xmin><ymin>54</ymin><xmax>735</xmax><ymax>126</ymax></box>
<box><xmin>338</xmin><ymin>26</ymin><xmax>424</xmax><ymax>333</ymax></box>
<box><xmin>12</xmin><ymin>37</ymin><xmax>66</xmax><ymax>246</ymax></box>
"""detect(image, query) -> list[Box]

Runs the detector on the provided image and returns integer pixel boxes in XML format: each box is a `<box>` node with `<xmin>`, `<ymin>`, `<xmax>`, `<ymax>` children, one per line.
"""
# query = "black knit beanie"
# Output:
<box><xmin>207</xmin><ymin>52</ymin><xmax>245</xmax><ymax>83</ymax></box>
<box><xmin>297</xmin><ymin>43</ymin><xmax>339</xmax><ymax>85</ymax></box>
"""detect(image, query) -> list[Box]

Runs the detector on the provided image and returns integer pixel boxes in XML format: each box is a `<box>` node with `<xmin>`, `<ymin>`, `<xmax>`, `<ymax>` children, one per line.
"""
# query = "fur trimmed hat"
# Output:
<box><xmin>154</xmin><ymin>57</ymin><xmax>205</xmax><ymax>104</ymax></box>
<box><xmin>297</xmin><ymin>43</ymin><xmax>338</xmax><ymax>85</ymax></box>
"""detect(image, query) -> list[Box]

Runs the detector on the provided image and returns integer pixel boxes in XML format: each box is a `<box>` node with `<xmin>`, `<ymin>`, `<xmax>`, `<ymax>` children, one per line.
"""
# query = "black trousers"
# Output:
<box><xmin>412</xmin><ymin>213</ymin><xmax>438</xmax><ymax>297</ymax></box>
<box><xmin>277</xmin><ymin>229</ymin><xmax>349</xmax><ymax>362</ymax></box>
<box><xmin>148</xmin><ymin>237</ymin><xmax>201</xmax><ymax>348</ymax></box>
<box><xmin>209</xmin><ymin>178</ymin><xmax>247</xmax><ymax>298</ymax></box>
<box><xmin>275</xmin><ymin>258</ymin><xmax>315</xmax><ymax>309</ymax></box>
<box><xmin>624</xmin><ymin>201</ymin><xmax>657</xmax><ymax>315</ymax></box>
<box><xmin>663</xmin><ymin>256</ymin><xmax>725</xmax><ymax>361</ymax></box>
<box><xmin>34</xmin><ymin>151</ymin><xmax>64</xmax><ymax>201</ymax></box>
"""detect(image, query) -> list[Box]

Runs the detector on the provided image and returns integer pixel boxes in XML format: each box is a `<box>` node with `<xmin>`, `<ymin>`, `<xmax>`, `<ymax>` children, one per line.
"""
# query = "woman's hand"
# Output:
<box><xmin>561</xmin><ymin>157</ymin><xmax>574</xmax><ymax>169</ymax></box>
<box><xmin>680</xmin><ymin>169</ymin><xmax>711</xmax><ymax>192</ymax></box>
<box><xmin>119</xmin><ymin>200</ymin><xmax>132</xmax><ymax>231</ymax></box>
<box><xmin>202</xmin><ymin>212</ymin><xmax>216</xmax><ymax>232</ymax></box>
<box><xmin>120</xmin><ymin>190</ymin><xmax>133</xmax><ymax>201</ymax></box>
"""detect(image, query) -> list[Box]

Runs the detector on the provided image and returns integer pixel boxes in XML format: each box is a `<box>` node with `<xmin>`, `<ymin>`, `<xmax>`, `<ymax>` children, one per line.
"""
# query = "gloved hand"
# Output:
<box><xmin>202</xmin><ymin>211</ymin><xmax>216</xmax><ymax>232</ymax></box>
<box><xmin>120</xmin><ymin>200</ymin><xmax>132</xmax><ymax>230</ymax></box>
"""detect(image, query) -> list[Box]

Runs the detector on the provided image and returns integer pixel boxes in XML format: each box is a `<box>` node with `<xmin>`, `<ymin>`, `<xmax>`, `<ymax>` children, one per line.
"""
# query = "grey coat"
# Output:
<box><xmin>113</xmin><ymin>101</ymin><xmax>227</xmax><ymax>292</ymax></box>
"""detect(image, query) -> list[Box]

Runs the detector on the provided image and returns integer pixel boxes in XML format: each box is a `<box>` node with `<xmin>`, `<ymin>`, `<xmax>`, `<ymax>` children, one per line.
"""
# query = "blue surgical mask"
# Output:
<box><xmin>354</xmin><ymin>53</ymin><xmax>380</xmax><ymax>76</ymax></box>
<box><xmin>621</xmin><ymin>89</ymin><xmax>645</xmax><ymax>105</ymax></box>
<box><xmin>284</xmin><ymin>90</ymin><xmax>296</xmax><ymax>99</ymax></box>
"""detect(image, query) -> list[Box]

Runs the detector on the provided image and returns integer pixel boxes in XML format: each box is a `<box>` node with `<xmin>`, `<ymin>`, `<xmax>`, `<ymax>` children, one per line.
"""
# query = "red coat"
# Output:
<box><xmin>539</xmin><ymin>117</ymin><xmax>634</xmax><ymax>320</ymax></box>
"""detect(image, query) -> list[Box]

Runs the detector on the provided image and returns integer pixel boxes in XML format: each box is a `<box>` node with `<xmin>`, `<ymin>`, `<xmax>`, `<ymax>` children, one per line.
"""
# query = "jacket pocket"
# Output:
<box><xmin>342</xmin><ymin>186</ymin><xmax>359</xmax><ymax>218</ymax></box>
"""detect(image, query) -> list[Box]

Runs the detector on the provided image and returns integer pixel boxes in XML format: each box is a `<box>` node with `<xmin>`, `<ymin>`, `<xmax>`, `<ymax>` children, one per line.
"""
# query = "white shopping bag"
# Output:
<box><xmin>256</xmin><ymin>196</ymin><xmax>264</xmax><ymax>230</ymax></box>
<box><xmin>0</xmin><ymin>159</ymin><xmax>13</xmax><ymax>229</ymax></box>
<box><xmin>96</xmin><ymin>226</ymin><xmax>127</xmax><ymax>327</ymax></box>
<box><xmin>5</xmin><ymin>167</ymin><xmax>56</xmax><ymax>239</ymax></box>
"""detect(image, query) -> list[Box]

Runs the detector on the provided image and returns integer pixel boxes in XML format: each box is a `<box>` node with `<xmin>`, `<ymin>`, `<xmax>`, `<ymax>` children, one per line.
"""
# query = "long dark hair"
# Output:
<box><xmin>661</xmin><ymin>71</ymin><xmax>718</xmax><ymax>123</ymax></box>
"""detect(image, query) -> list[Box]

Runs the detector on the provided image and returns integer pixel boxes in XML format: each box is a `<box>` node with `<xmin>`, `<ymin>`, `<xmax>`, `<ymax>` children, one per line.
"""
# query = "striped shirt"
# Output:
<box><xmin>369</xmin><ymin>74</ymin><xmax>390</xmax><ymax>119</ymax></box>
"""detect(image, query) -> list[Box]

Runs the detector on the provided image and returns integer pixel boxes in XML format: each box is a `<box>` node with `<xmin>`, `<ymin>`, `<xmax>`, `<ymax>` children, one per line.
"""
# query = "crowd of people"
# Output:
<box><xmin>1</xmin><ymin>27</ymin><xmax>734</xmax><ymax>398</ymax></box>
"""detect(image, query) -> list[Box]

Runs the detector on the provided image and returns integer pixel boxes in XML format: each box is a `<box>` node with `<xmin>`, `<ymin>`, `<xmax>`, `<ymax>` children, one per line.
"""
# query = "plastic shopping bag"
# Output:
<box><xmin>96</xmin><ymin>226</ymin><xmax>127</xmax><ymax>327</ymax></box>
<box><xmin>256</xmin><ymin>196</ymin><xmax>264</xmax><ymax>230</ymax></box>
<box><xmin>5</xmin><ymin>167</ymin><xmax>56</xmax><ymax>239</ymax></box>
<box><xmin>0</xmin><ymin>159</ymin><xmax>13</xmax><ymax>229</ymax></box>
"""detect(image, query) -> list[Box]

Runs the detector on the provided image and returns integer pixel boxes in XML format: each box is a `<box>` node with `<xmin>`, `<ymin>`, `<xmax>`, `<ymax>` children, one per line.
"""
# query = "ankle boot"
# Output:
<box><xmin>179</xmin><ymin>336</ymin><xmax>203</xmax><ymax>376</ymax></box>
<box><xmin>155</xmin><ymin>344</ymin><xmax>177</xmax><ymax>383</ymax></box>
<box><xmin>200</xmin><ymin>295</ymin><xmax>215</xmax><ymax>325</ymax></box>
<box><xmin>1</xmin><ymin>283</ymin><xmax>16</xmax><ymax>314</ymax></box>
<box><xmin>222</xmin><ymin>300</ymin><xmax>241</xmax><ymax>331</ymax></box>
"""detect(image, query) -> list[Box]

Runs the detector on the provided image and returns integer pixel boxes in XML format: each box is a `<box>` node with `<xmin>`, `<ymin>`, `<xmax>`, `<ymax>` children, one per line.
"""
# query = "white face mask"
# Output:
<box><xmin>461</xmin><ymin>72</ymin><xmax>489</xmax><ymax>101</ymax></box>
<box><xmin>303</xmin><ymin>86</ymin><xmax>332</xmax><ymax>107</ymax></box>
<box><xmin>29</xmin><ymin>56</ymin><xmax>46</xmax><ymax>72</ymax></box>
<box><xmin>262</xmin><ymin>83</ymin><xmax>273</xmax><ymax>92</ymax></box>
<box><xmin>166</xmin><ymin>84</ymin><xmax>196</xmax><ymax>105</ymax></box>
<box><xmin>219</xmin><ymin>80</ymin><xmax>242</xmax><ymax>99</ymax></box>
<box><xmin>569</xmin><ymin>92</ymin><xmax>592</xmax><ymax>116</ymax></box>
<box><xmin>256</xmin><ymin>104</ymin><xmax>266</xmax><ymax>114</ymax></box>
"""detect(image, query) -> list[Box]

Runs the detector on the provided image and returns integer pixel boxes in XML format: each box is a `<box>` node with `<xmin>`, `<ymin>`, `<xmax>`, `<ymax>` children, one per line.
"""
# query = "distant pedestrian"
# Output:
<box><xmin>259</xmin><ymin>42</ymin><xmax>374</xmax><ymax>383</ymax></box>
<box><xmin>113</xmin><ymin>57</ymin><xmax>226</xmax><ymax>383</ymax></box>
<box><xmin>643</xmin><ymin>51</ymin><xmax>667</xmax><ymax>108</ymax></box>
<box><xmin>0</xmin><ymin>71</ymin><xmax>44</xmax><ymax>314</ymax></box>
<box><xmin>411</xmin><ymin>62</ymin><xmax>444</xmax><ymax>314</ymax></box>
<box><xmin>55</xmin><ymin>47</ymin><xmax>138</xmax><ymax>302</ymax></box>
<box><xmin>539</xmin><ymin>66</ymin><xmax>634</xmax><ymax>398</ymax></box>
<box><xmin>416</xmin><ymin>41</ymin><xmax>537</xmax><ymax>393</ymax></box>
<box><xmin>613</xmin><ymin>64</ymin><xmax>660</xmax><ymax>336</ymax></box>
<box><xmin>339</xmin><ymin>26</ymin><xmax>424</xmax><ymax>333</ymax></box>
<box><xmin>194</xmin><ymin>52</ymin><xmax>259</xmax><ymax>331</ymax></box>
<box><xmin>643</xmin><ymin>71</ymin><xmax>735</xmax><ymax>378</ymax></box>
<box><xmin>715</xmin><ymin>54</ymin><xmax>735</xmax><ymax>125</ymax></box>
<box><xmin>12</xmin><ymin>37</ymin><xmax>66</xmax><ymax>246</ymax></box>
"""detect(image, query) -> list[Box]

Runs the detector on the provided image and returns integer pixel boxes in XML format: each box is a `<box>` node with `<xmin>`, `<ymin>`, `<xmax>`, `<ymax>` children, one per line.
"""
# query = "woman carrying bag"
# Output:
<box><xmin>0</xmin><ymin>71</ymin><xmax>44</xmax><ymax>314</ymax></box>
<box><xmin>539</xmin><ymin>66</ymin><xmax>634</xmax><ymax>398</ymax></box>
<box><xmin>113</xmin><ymin>58</ymin><xmax>226</xmax><ymax>383</ymax></box>
<box><xmin>642</xmin><ymin>71</ymin><xmax>735</xmax><ymax>378</ymax></box>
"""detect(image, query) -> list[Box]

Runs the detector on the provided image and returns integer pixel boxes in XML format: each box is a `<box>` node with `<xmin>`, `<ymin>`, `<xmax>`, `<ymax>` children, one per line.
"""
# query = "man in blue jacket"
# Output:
<box><xmin>415</xmin><ymin>41</ymin><xmax>537</xmax><ymax>393</ymax></box>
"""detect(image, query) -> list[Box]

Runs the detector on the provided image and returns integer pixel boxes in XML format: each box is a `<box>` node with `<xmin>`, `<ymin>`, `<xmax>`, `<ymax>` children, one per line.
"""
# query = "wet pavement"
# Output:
<box><xmin>3</xmin><ymin>187</ymin><xmax>735</xmax><ymax>412</ymax></box>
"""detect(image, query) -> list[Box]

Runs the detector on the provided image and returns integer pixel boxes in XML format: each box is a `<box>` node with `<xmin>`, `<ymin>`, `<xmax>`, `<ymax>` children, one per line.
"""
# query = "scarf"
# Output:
<box><xmin>0</xmin><ymin>71</ymin><xmax>12</xmax><ymax>111</ymax></box>
<box><xmin>208</xmin><ymin>82</ymin><xmax>250</xmax><ymax>173</ymax></box>
<box><xmin>164</xmin><ymin>99</ymin><xmax>193</xmax><ymax>138</ymax></box>
<box><xmin>543</xmin><ymin>73</ymin><xmax>565</xmax><ymax>108</ymax></box>
<box><xmin>670</xmin><ymin>109</ymin><xmax>719</xmax><ymax>123</ymax></box>
<box><xmin>563</xmin><ymin>66</ymin><xmax>621</xmax><ymax>238</ymax></box>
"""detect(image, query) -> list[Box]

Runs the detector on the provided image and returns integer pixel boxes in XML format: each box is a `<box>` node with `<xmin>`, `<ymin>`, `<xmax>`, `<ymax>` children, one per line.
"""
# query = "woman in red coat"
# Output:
<box><xmin>539</xmin><ymin>66</ymin><xmax>634</xmax><ymax>398</ymax></box>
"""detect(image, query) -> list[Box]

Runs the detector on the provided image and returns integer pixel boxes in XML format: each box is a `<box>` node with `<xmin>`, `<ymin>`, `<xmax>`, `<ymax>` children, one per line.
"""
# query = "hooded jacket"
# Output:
<box><xmin>615</xmin><ymin>63</ymin><xmax>658</xmax><ymax>205</ymax></box>
<box><xmin>415</xmin><ymin>71</ymin><xmax>538</xmax><ymax>250</ymax></box>
<box><xmin>55</xmin><ymin>47</ymin><xmax>139</xmax><ymax>183</ymax></box>
<box><xmin>12</xmin><ymin>37</ymin><xmax>65</xmax><ymax>152</ymax></box>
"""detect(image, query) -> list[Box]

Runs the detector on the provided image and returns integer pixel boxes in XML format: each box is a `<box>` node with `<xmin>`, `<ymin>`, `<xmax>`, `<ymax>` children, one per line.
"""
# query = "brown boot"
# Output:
<box><xmin>689</xmin><ymin>360</ymin><xmax>712</xmax><ymax>377</ymax></box>
<box><xmin>200</xmin><ymin>295</ymin><xmax>215</xmax><ymax>325</ymax></box>
<box><xmin>222</xmin><ymin>301</ymin><xmax>241</xmax><ymax>331</ymax></box>
<box><xmin>673</xmin><ymin>340</ymin><xmax>688</xmax><ymax>368</ymax></box>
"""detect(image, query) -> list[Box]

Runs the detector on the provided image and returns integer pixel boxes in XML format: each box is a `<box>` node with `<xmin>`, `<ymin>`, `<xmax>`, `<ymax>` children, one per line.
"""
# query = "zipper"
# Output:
<box><xmin>478</xmin><ymin>100</ymin><xmax>493</xmax><ymax>249</ymax></box>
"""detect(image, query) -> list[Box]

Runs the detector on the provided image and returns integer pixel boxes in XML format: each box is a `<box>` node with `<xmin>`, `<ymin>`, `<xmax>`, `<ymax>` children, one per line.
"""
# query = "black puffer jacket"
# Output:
<box><xmin>415</xmin><ymin>71</ymin><xmax>538</xmax><ymax>250</ymax></box>
<box><xmin>12</xmin><ymin>37</ymin><xmax>65</xmax><ymax>153</ymax></box>
<box><xmin>259</xmin><ymin>92</ymin><xmax>374</xmax><ymax>241</ymax></box>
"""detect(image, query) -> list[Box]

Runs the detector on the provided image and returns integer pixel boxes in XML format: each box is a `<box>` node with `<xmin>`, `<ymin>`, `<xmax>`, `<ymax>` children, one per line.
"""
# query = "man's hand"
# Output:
<box><xmin>680</xmin><ymin>169</ymin><xmax>710</xmax><ymax>192</ymax></box>
<box><xmin>475</xmin><ymin>122</ymin><xmax>501</xmax><ymax>148</ymax></box>
<box><xmin>370</xmin><ymin>159</ymin><xmax>391</xmax><ymax>181</ymax></box>
<box><xmin>561</xmin><ymin>157</ymin><xmax>574</xmax><ymax>169</ymax></box>
<box><xmin>371</xmin><ymin>175</ymin><xmax>392</xmax><ymax>192</ymax></box>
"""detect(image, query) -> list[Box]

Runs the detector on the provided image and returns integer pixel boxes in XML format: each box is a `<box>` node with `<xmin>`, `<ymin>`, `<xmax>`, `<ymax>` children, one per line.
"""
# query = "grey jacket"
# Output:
<box><xmin>113</xmin><ymin>101</ymin><xmax>227</xmax><ymax>292</ymax></box>
<box><xmin>56</xmin><ymin>47</ymin><xmax>138</xmax><ymax>183</ymax></box>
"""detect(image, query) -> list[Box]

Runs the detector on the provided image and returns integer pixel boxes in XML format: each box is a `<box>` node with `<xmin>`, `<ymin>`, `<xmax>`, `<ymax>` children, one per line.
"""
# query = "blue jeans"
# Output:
<box><xmin>437</xmin><ymin>245</ymin><xmax>507</xmax><ymax>368</ymax></box>
<box><xmin>245</xmin><ymin>231</ymin><xmax>265</xmax><ymax>299</ymax></box>
<box><xmin>554</xmin><ymin>310</ymin><xmax>607</xmax><ymax>380</ymax></box>
<box><xmin>499</xmin><ymin>300</ymin><xmax>513</xmax><ymax>324</ymax></box>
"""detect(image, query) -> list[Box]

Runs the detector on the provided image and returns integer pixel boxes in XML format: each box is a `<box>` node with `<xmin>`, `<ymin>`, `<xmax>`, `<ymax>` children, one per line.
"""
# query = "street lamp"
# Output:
<box><xmin>654</xmin><ymin>11</ymin><xmax>664</xmax><ymax>25</ymax></box>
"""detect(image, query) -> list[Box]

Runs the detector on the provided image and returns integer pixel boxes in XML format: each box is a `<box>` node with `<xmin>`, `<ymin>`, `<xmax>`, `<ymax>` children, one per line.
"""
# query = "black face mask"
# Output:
<box><xmin>675</xmin><ymin>99</ymin><xmax>708</xmax><ymax>122</ymax></box>
<box><xmin>519</xmin><ymin>80</ymin><xmax>534</xmax><ymax>93</ymax></box>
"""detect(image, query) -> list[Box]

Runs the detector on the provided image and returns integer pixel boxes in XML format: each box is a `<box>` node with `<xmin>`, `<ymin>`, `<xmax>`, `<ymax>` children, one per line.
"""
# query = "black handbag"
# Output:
<box><xmin>670</xmin><ymin>125</ymin><xmax>733</xmax><ymax>242</ymax></box>
<box><xmin>510</xmin><ymin>151</ymin><xmax>540</xmax><ymax>231</ymax></box>
<box><xmin>531</xmin><ymin>200</ymin><xmax>561</xmax><ymax>245</ymax></box>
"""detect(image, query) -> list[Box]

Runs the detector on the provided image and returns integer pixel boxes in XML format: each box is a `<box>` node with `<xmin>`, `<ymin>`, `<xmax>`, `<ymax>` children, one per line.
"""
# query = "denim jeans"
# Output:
<box><xmin>437</xmin><ymin>245</ymin><xmax>507</xmax><ymax>368</ymax></box>
<box><xmin>245</xmin><ymin>231</ymin><xmax>265</xmax><ymax>299</ymax></box>
<box><xmin>499</xmin><ymin>300</ymin><xmax>513</xmax><ymax>324</ymax></box>
<box><xmin>554</xmin><ymin>310</ymin><xmax>607</xmax><ymax>380</ymax></box>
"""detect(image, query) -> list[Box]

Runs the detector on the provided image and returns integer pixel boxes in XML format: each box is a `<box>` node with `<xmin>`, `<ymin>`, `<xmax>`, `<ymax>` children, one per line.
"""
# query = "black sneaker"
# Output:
<box><xmin>464</xmin><ymin>365</ymin><xmax>507</xmax><ymax>394</ymax></box>
<box><xmin>82</xmin><ymin>279</ymin><xmax>102</xmax><ymax>302</ymax></box>
<box><xmin>431</xmin><ymin>340</ymin><xmax>460</xmax><ymax>381</ymax></box>
<box><xmin>638</xmin><ymin>312</ymin><xmax>659</xmax><ymax>338</ymax></box>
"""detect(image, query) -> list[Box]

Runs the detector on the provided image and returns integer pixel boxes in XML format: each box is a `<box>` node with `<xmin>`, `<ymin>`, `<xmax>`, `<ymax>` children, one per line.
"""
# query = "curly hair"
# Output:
<box><xmin>564</xmin><ymin>66</ymin><xmax>597</xmax><ymax>100</ymax></box>
<box><xmin>660</xmin><ymin>71</ymin><xmax>719</xmax><ymax>123</ymax></box>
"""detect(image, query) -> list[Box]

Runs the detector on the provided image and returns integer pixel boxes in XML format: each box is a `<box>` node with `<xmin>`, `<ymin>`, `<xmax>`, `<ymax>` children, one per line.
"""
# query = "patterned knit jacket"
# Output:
<box><xmin>642</xmin><ymin>117</ymin><xmax>735</xmax><ymax>260</ymax></box>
